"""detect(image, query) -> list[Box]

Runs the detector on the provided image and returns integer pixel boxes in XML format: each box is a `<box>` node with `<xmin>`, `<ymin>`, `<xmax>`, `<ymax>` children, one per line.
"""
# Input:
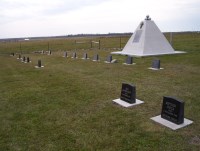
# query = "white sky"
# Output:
<box><xmin>0</xmin><ymin>0</ymin><xmax>200</xmax><ymax>38</ymax></box>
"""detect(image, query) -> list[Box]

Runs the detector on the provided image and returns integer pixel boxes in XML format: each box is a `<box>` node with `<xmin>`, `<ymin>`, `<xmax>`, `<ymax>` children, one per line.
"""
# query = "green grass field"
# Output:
<box><xmin>0</xmin><ymin>33</ymin><xmax>200</xmax><ymax>150</ymax></box>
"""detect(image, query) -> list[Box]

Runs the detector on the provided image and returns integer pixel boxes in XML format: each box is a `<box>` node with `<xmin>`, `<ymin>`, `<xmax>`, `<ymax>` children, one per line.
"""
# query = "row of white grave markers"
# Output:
<box><xmin>112</xmin><ymin>83</ymin><xmax>193</xmax><ymax>130</ymax></box>
<box><xmin>62</xmin><ymin>52</ymin><xmax>163</xmax><ymax>70</ymax></box>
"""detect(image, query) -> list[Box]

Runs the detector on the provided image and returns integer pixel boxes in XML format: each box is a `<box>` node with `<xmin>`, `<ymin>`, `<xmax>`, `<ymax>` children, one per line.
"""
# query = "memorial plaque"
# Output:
<box><xmin>120</xmin><ymin>83</ymin><xmax>136</xmax><ymax>104</ymax></box>
<box><xmin>38</xmin><ymin>60</ymin><xmax>41</xmax><ymax>67</ymax></box>
<box><xmin>161</xmin><ymin>96</ymin><xmax>184</xmax><ymax>125</ymax></box>
<box><xmin>152</xmin><ymin>59</ymin><xmax>160</xmax><ymax>69</ymax></box>
<box><xmin>107</xmin><ymin>55</ymin><xmax>112</xmax><ymax>62</ymax></box>
<box><xmin>126</xmin><ymin>56</ymin><xmax>133</xmax><ymax>64</ymax></box>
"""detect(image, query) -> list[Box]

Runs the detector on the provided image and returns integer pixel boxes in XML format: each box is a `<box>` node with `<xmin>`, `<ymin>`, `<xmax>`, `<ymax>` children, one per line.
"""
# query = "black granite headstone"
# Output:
<box><xmin>64</xmin><ymin>52</ymin><xmax>67</xmax><ymax>57</ymax></box>
<box><xmin>38</xmin><ymin>60</ymin><xmax>41</xmax><ymax>67</ymax></box>
<box><xmin>93</xmin><ymin>54</ymin><xmax>99</xmax><ymax>61</ymax></box>
<box><xmin>27</xmin><ymin>57</ymin><xmax>30</xmax><ymax>63</ymax></box>
<box><xmin>18</xmin><ymin>54</ymin><xmax>21</xmax><ymax>59</ymax></box>
<box><xmin>83</xmin><ymin>53</ymin><xmax>88</xmax><ymax>59</ymax></box>
<box><xmin>107</xmin><ymin>55</ymin><xmax>112</xmax><ymax>62</ymax></box>
<box><xmin>120</xmin><ymin>83</ymin><xmax>136</xmax><ymax>104</ymax></box>
<box><xmin>152</xmin><ymin>59</ymin><xmax>160</xmax><ymax>69</ymax></box>
<box><xmin>161</xmin><ymin>96</ymin><xmax>184</xmax><ymax>125</ymax></box>
<box><xmin>126</xmin><ymin>56</ymin><xmax>133</xmax><ymax>64</ymax></box>
<box><xmin>22</xmin><ymin>56</ymin><xmax>25</xmax><ymax>62</ymax></box>
<box><xmin>73</xmin><ymin>52</ymin><xmax>77</xmax><ymax>58</ymax></box>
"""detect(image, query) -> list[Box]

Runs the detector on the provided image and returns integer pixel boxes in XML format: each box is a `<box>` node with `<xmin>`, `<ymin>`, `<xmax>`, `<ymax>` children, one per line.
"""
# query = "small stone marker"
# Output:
<box><xmin>63</xmin><ymin>51</ymin><xmax>67</xmax><ymax>57</ymax></box>
<box><xmin>93</xmin><ymin>54</ymin><xmax>99</xmax><ymax>61</ymax></box>
<box><xmin>72</xmin><ymin>52</ymin><xmax>77</xmax><ymax>58</ymax></box>
<box><xmin>17</xmin><ymin>54</ymin><xmax>21</xmax><ymax>59</ymax></box>
<box><xmin>38</xmin><ymin>60</ymin><xmax>41</xmax><ymax>67</ymax></box>
<box><xmin>35</xmin><ymin>59</ymin><xmax>44</xmax><ymax>68</ymax></box>
<box><xmin>104</xmin><ymin>55</ymin><xmax>112</xmax><ymax>63</ymax></box>
<box><xmin>82</xmin><ymin>53</ymin><xmax>89</xmax><ymax>60</ymax></box>
<box><xmin>10</xmin><ymin>53</ymin><xmax>14</xmax><ymax>56</ymax></box>
<box><xmin>22</xmin><ymin>56</ymin><xmax>25</xmax><ymax>62</ymax></box>
<box><xmin>127</xmin><ymin>56</ymin><xmax>133</xmax><ymax>64</ymax></box>
<box><xmin>151</xmin><ymin>96</ymin><xmax>193</xmax><ymax>130</ymax></box>
<box><xmin>48</xmin><ymin>50</ymin><xmax>52</xmax><ymax>55</ymax></box>
<box><xmin>161</xmin><ymin>96</ymin><xmax>184</xmax><ymax>124</ymax></box>
<box><xmin>120</xmin><ymin>83</ymin><xmax>136</xmax><ymax>104</ymax></box>
<box><xmin>123</xmin><ymin>56</ymin><xmax>136</xmax><ymax>65</ymax></box>
<box><xmin>152</xmin><ymin>59</ymin><xmax>160</xmax><ymax>69</ymax></box>
<box><xmin>26</xmin><ymin>57</ymin><xmax>30</xmax><ymax>63</ymax></box>
<box><xmin>148</xmin><ymin>59</ymin><xmax>163</xmax><ymax>70</ymax></box>
<box><xmin>112</xmin><ymin>83</ymin><xmax>144</xmax><ymax>108</ymax></box>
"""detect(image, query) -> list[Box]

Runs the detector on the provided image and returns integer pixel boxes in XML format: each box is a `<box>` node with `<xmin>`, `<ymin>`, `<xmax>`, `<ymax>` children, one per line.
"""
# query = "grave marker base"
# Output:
<box><xmin>104</xmin><ymin>61</ymin><xmax>112</xmax><ymax>63</ymax></box>
<box><xmin>123</xmin><ymin>63</ymin><xmax>136</xmax><ymax>65</ymax></box>
<box><xmin>151</xmin><ymin>115</ymin><xmax>193</xmax><ymax>130</ymax></box>
<box><xmin>148</xmin><ymin>67</ymin><xmax>164</xmax><ymax>70</ymax></box>
<box><xmin>112</xmin><ymin>98</ymin><xmax>144</xmax><ymax>108</ymax></box>
<box><xmin>35</xmin><ymin>66</ymin><xmax>44</xmax><ymax>68</ymax></box>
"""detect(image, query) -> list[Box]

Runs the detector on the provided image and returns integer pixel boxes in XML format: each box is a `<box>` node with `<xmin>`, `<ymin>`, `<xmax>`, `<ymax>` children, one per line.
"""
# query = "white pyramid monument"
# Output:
<box><xmin>111</xmin><ymin>16</ymin><xmax>185</xmax><ymax>57</ymax></box>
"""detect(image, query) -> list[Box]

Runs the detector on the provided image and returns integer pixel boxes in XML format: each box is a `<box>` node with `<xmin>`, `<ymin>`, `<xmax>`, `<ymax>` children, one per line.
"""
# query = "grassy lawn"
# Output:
<box><xmin>0</xmin><ymin>33</ymin><xmax>200</xmax><ymax>150</ymax></box>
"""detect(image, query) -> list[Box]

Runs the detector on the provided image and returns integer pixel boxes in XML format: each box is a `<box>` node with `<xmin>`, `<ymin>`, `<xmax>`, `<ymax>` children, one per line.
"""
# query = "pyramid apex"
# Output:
<box><xmin>145</xmin><ymin>15</ymin><xmax>151</xmax><ymax>20</ymax></box>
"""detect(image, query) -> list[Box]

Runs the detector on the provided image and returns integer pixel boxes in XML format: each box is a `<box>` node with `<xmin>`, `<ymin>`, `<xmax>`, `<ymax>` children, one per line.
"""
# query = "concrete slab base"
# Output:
<box><xmin>112</xmin><ymin>98</ymin><xmax>144</xmax><ymax>108</ymax></box>
<box><xmin>148</xmin><ymin>67</ymin><xmax>164</xmax><ymax>70</ymax></box>
<box><xmin>123</xmin><ymin>63</ymin><xmax>136</xmax><ymax>65</ymax></box>
<box><xmin>151</xmin><ymin>115</ymin><xmax>193</xmax><ymax>130</ymax></box>
<box><xmin>104</xmin><ymin>61</ymin><xmax>112</xmax><ymax>63</ymax></box>
<box><xmin>35</xmin><ymin>66</ymin><xmax>44</xmax><ymax>68</ymax></box>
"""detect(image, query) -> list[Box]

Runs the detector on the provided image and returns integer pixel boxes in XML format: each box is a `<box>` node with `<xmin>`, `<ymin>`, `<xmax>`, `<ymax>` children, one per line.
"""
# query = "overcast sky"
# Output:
<box><xmin>0</xmin><ymin>0</ymin><xmax>199</xmax><ymax>38</ymax></box>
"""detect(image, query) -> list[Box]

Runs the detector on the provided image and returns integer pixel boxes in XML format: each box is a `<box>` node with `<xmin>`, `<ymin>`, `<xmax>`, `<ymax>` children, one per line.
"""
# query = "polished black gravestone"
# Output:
<box><xmin>161</xmin><ymin>96</ymin><xmax>184</xmax><ymax>125</ymax></box>
<box><xmin>120</xmin><ymin>83</ymin><xmax>136</xmax><ymax>104</ymax></box>
<box><xmin>17</xmin><ymin>54</ymin><xmax>21</xmax><ymax>59</ymax></box>
<box><xmin>83</xmin><ymin>53</ymin><xmax>88</xmax><ymax>59</ymax></box>
<box><xmin>63</xmin><ymin>52</ymin><xmax>67</xmax><ymax>57</ymax></box>
<box><xmin>27</xmin><ymin>57</ymin><xmax>30</xmax><ymax>63</ymax></box>
<box><xmin>38</xmin><ymin>60</ymin><xmax>41</xmax><ymax>67</ymax></box>
<box><xmin>22</xmin><ymin>56</ymin><xmax>25</xmax><ymax>62</ymax></box>
<box><xmin>126</xmin><ymin>56</ymin><xmax>133</xmax><ymax>64</ymax></box>
<box><xmin>152</xmin><ymin>59</ymin><xmax>160</xmax><ymax>69</ymax></box>
<box><xmin>93</xmin><ymin>54</ymin><xmax>99</xmax><ymax>61</ymax></box>
<box><xmin>72</xmin><ymin>52</ymin><xmax>77</xmax><ymax>58</ymax></box>
<box><xmin>112</xmin><ymin>83</ymin><xmax>144</xmax><ymax>107</ymax></box>
<box><xmin>151</xmin><ymin>96</ymin><xmax>193</xmax><ymax>130</ymax></box>
<box><xmin>106</xmin><ymin>55</ymin><xmax>112</xmax><ymax>63</ymax></box>
<box><xmin>35</xmin><ymin>59</ymin><xmax>44</xmax><ymax>68</ymax></box>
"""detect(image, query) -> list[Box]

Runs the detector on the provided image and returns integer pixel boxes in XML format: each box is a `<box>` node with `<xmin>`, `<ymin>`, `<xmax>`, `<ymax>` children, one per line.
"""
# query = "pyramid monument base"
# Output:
<box><xmin>111</xmin><ymin>51</ymin><xmax>186</xmax><ymax>57</ymax></box>
<box><xmin>111</xmin><ymin>15</ymin><xmax>186</xmax><ymax>57</ymax></box>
